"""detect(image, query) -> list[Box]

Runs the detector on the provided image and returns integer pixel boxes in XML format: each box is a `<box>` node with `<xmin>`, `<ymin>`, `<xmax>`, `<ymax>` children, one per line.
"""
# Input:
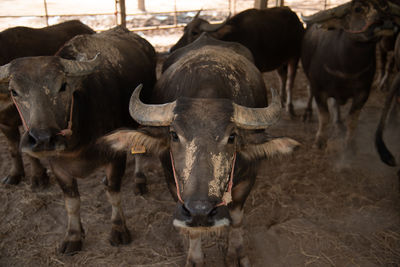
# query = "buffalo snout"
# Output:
<box><xmin>174</xmin><ymin>200</ymin><xmax>231</xmax><ymax>228</ymax></box>
<box><xmin>21</xmin><ymin>128</ymin><xmax>66</xmax><ymax>153</ymax></box>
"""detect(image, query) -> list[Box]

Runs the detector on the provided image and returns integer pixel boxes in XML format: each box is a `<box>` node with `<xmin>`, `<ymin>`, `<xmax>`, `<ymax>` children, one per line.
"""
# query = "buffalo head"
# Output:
<box><xmin>170</xmin><ymin>10</ymin><xmax>230</xmax><ymax>52</ymax></box>
<box><xmin>102</xmin><ymin>85</ymin><xmax>300</xmax><ymax>231</ymax></box>
<box><xmin>0</xmin><ymin>54</ymin><xmax>100</xmax><ymax>157</ymax></box>
<box><xmin>302</xmin><ymin>0</ymin><xmax>400</xmax><ymax>40</ymax></box>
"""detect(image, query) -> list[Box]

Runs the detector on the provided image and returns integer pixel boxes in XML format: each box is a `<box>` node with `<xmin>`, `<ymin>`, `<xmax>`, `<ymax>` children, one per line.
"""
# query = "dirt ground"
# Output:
<box><xmin>1</xmin><ymin>1</ymin><xmax>400</xmax><ymax>266</ymax></box>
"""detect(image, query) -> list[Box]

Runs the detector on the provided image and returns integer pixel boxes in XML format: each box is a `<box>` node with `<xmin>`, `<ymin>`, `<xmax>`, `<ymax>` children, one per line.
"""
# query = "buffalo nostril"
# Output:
<box><xmin>182</xmin><ymin>204</ymin><xmax>191</xmax><ymax>217</ymax></box>
<box><xmin>209</xmin><ymin>207</ymin><xmax>218</xmax><ymax>217</ymax></box>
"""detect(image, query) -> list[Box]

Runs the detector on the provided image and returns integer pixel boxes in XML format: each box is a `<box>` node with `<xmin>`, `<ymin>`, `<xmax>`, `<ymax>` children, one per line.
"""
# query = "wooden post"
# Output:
<box><xmin>173</xmin><ymin>0</ymin><xmax>177</xmax><ymax>26</ymax></box>
<box><xmin>115</xmin><ymin>0</ymin><xmax>119</xmax><ymax>26</ymax></box>
<box><xmin>138</xmin><ymin>0</ymin><xmax>146</xmax><ymax>12</ymax></box>
<box><xmin>119</xmin><ymin>0</ymin><xmax>126</xmax><ymax>27</ymax></box>
<box><xmin>43</xmin><ymin>0</ymin><xmax>49</xmax><ymax>26</ymax></box>
<box><xmin>275</xmin><ymin>0</ymin><xmax>284</xmax><ymax>6</ymax></box>
<box><xmin>254</xmin><ymin>0</ymin><xmax>267</xmax><ymax>9</ymax></box>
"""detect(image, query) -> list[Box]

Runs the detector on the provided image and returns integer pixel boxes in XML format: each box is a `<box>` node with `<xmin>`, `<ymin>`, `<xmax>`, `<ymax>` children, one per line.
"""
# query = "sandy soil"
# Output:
<box><xmin>0</xmin><ymin>1</ymin><xmax>400</xmax><ymax>266</ymax></box>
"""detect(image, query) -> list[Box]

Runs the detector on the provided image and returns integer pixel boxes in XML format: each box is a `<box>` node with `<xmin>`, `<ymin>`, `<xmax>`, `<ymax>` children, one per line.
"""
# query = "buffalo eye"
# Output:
<box><xmin>170</xmin><ymin>131</ymin><xmax>179</xmax><ymax>142</ymax></box>
<box><xmin>59</xmin><ymin>82</ymin><xmax>67</xmax><ymax>93</ymax></box>
<box><xmin>228</xmin><ymin>133</ymin><xmax>236</xmax><ymax>144</ymax></box>
<box><xmin>10</xmin><ymin>89</ymin><xmax>18</xmax><ymax>97</ymax></box>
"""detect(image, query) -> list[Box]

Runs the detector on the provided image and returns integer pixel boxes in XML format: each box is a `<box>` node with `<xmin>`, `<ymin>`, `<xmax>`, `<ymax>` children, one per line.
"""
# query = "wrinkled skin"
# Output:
<box><xmin>102</xmin><ymin>35</ymin><xmax>300</xmax><ymax>266</ymax></box>
<box><xmin>0</xmin><ymin>26</ymin><xmax>156</xmax><ymax>254</ymax></box>
<box><xmin>302</xmin><ymin>0</ymin><xmax>398</xmax><ymax>150</ymax></box>
<box><xmin>0</xmin><ymin>20</ymin><xmax>94</xmax><ymax>187</ymax></box>
<box><xmin>170</xmin><ymin>7</ymin><xmax>305</xmax><ymax>118</ymax></box>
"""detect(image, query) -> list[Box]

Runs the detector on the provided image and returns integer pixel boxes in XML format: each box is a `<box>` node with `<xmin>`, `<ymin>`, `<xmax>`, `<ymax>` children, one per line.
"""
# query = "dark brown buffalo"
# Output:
<box><xmin>301</xmin><ymin>0</ymin><xmax>400</xmax><ymax>150</ymax></box>
<box><xmin>0</xmin><ymin>26</ymin><xmax>156</xmax><ymax>254</ymax></box>
<box><xmin>376</xmin><ymin>32</ymin><xmax>400</xmax><ymax>166</ymax></box>
<box><xmin>102</xmin><ymin>34</ymin><xmax>299</xmax><ymax>266</ymax></box>
<box><xmin>0</xmin><ymin>20</ymin><xmax>95</xmax><ymax>187</ymax></box>
<box><xmin>170</xmin><ymin>8</ymin><xmax>305</xmax><ymax>117</ymax></box>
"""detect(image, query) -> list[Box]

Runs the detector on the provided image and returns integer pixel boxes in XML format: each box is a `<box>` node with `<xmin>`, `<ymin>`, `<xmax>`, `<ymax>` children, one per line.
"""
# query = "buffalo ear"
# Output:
<box><xmin>238</xmin><ymin>130</ymin><xmax>300</xmax><ymax>160</ymax></box>
<box><xmin>98</xmin><ymin>127</ymin><xmax>168</xmax><ymax>155</ymax></box>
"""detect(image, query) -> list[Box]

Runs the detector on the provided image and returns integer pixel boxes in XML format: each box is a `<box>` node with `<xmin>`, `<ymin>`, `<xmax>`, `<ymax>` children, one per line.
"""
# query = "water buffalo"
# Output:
<box><xmin>102</xmin><ymin>33</ymin><xmax>299</xmax><ymax>266</ymax></box>
<box><xmin>376</xmin><ymin>32</ymin><xmax>400</xmax><ymax>166</ymax></box>
<box><xmin>301</xmin><ymin>0</ymin><xmax>400</xmax><ymax>150</ymax></box>
<box><xmin>170</xmin><ymin>8</ymin><xmax>305</xmax><ymax>118</ymax></box>
<box><xmin>0</xmin><ymin>20</ymin><xmax>95</xmax><ymax>187</ymax></box>
<box><xmin>0</xmin><ymin>26</ymin><xmax>156</xmax><ymax>254</ymax></box>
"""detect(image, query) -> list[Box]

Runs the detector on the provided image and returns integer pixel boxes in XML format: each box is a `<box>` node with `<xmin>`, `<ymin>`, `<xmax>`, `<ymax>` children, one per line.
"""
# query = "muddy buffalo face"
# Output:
<box><xmin>302</xmin><ymin>0</ymin><xmax>400</xmax><ymax>41</ymax></box>
<box><xmin>103</xmin><ymin>85</ymin><xmax>300</xmax><ymax>231</ymax></box>
<box><xmin>0</xmin><ymin>55</ymin><xmax>100</xmax><ymax>157</ymax></box>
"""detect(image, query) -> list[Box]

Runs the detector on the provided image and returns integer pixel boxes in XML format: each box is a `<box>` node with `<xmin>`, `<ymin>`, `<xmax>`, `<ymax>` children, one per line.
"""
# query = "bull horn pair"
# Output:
<box><xmin>0</xmin><ymin>53</ymin><xmax>101</xmax><ymax>82</ymax></box>
<box><xmin>130</xmin><ymin>84</ymin><xmax>281</xmax><ymax>130</ymax></box>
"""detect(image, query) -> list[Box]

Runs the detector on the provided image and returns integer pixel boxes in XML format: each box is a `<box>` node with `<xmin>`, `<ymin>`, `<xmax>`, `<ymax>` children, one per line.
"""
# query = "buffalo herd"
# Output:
<box><xmin>0</xmin><ymin>0</ymin><xmax>399</xmax><ymax>266</ymax></box>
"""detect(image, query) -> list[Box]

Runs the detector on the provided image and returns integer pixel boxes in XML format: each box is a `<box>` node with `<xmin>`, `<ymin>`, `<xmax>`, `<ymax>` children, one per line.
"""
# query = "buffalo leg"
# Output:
<box><xmin>105</xmin><ymin>156</ymin><xmax>131</xmax><ymax>246</ymax></box>
<box><xmin>303</xmin><ymin>86</ymin><xmax>313</xmax><ymax>122</ymax></box>
<box><xmin>345</xmin><ymin>92</ymin><xmax>369</xmax><ymax>151</ymax></box>
<box><xmin>276</xmin><ymin>65</ymin><xmax>287</xmax><ymax>110</ymax></box>
<box><xmin>186</xmin><ymin>233</ymin><xmax>204</xmax><ymax>267</ymax></box>
<box><xmin>133</xmin><ymin>154</ymin><xmax>148</xmax><ymax>195</ymax></box>
<box><xmin>285</xmin><ymin>58</ymin><xmax>299</xmax><ymax>118</ymax></box>
<box><xmin>29</xmin><ymin>156</ymin><xmax>49</xmax><ymax>188</ymax></box>
<box><xmin>314</xmin><ymin>93</ymin><xmax>330</xmax><ymax>149</ymax></box>
<box><xmin>53</xmin><ymin>167</ymin><xmax>84</xmax><ymax>255</ymax></box>
<box><xmin>0</xmin><ymin>103</ymin><xmax>25</xmax><ymax>185</ymax></box>
<box><xmin>225</xmin><ymin>176</ymin><xmax>254</xmax><ymax>267</ymax></box>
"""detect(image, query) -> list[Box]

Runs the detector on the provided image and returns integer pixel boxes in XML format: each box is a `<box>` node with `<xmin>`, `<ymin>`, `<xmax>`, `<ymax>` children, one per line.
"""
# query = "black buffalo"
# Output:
<box><xmin>0</xmin><ymin>26</ymin><xmax>156</xmax><ymax>254</ymax></box>
<box><xmin>0</xmin><ymin>20</ymin><xmax>95</xmax><ymax>187</ymax></box>
<box><xmin>301</xmin><ymin>0</ymin><xmax>400</xmax><ymax>150</ymax></box>
<box><xmin>170</xmin><ymin>8</ymin><xmax>305</xmax><ymax>117</ymax></box>
<box><xmin>376</xmin><ymin>32</ymin><xmax>400</xmax><ymax>166</ymax></box>
<box><xmin>103</xmin><ymin>34</ymin><xmax>299</xmax><ymax>266</ymax></box>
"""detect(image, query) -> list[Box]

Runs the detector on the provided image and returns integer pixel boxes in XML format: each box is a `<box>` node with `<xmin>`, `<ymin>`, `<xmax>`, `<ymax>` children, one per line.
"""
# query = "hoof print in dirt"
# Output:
<box><xmin>59</xmin><ymin>240</ymin><xmax>82</xmax><ymax>255</ymax></box>
<box><xmin>109</xmin><ymin>226</ymin><xmax>131</xmax><ymax>246</ymax></box>
<box><xmin>1</xmin><ymin>174</ymin><xmax>23</xmax><ymax>185</ymax></box>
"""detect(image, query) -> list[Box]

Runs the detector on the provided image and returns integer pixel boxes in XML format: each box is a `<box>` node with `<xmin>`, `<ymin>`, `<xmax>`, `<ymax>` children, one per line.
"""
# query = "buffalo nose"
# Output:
<box><xmin>181</xmin><ymin>200</ymin><xmax>217</xmax><ymax>227</ymax></box>
<box><xmin>28</xmin><ymin>128</ymin><xmax>57</xmax><ymax>151</ymax></box>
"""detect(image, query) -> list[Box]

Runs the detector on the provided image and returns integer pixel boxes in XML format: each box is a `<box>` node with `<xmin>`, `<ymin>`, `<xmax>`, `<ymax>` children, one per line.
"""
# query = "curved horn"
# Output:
<box><xmin>129</xmin><ymin>84</ymin><xmax>176</xmax><ymax>126</ymax></box>
<box><xmin>60</xmin><ymin>53</ymin><xmax>101</xmax><ymax>76</ymax></box>
<box><xmin>389</xmin><ymin>2</ymin><xmax>400</xmax><ymax>17</ymax></box>
<box><xmin>233</xmin><ymin>88</ymin><xmax>281</xmax><ymax>130</ymax></box>
<box><xmin>199</xmin><ymin>14</ymin><xmax>230</xmax><ymax>32</ymax></box>
<box><xmin>0</xmin><ymin>63</ymin><xmax>10</xmax><ymax>82</ymax></box>
<box><xmin>194</xmin><ymin>9</ymin><xmax>202</xmax><ymax>19</ymax></box>
<box><xmin>301</xmin><ymin>2</ymin><xmax>351</xmax><ymax>24</ymax></box>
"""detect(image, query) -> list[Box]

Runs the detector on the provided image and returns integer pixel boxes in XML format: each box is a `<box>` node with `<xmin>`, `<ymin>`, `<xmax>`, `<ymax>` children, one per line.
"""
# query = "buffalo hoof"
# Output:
<box><xmin>109</xmin><ymin>226</ymin><xmax>131</xmax><ymax>246</ymax></box>
<box><xmin>59</xmin><ymin>240</ymin><xmax>82</xmax><ymax>255</ymax></box>
<box><xmin>185</xmin><ymin>260</ymin><xmax>204</xmax><ymax>267</ymax></box>
<box><xmin>225</xmin><ymin>254</ymin><xmax>251</xmax><ymax>267</ymax></box>
<box><xmin>134</xmin><ymin>182</ymin><xmax>148</xmax><ymax>195</ymax></box>
<box><xmin>302</xmin><ymin>109</ymin><xmax>313</xmax><ymax>122</ymax></box>
<box><xmin>30</xmin><ymin>172</ymin><xmax>50</xmax><ymax>189</ymax></box>
<box><xmin>287</xmin><ymin>104</ymin><xmax>296</xmax><ymax>119</ymax></box>
<box><xmin>313</xmin><ymin>139</ymin><xmax>326</xmax><ymax>150</ymax></box>
<box><xmin>1</xmin><ymin>174</ymin><xmax>23</xmax><ymax>185</ymax></box>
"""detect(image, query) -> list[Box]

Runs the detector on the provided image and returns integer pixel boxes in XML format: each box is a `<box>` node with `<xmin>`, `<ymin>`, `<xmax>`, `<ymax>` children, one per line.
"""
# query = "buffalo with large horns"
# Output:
<box><xmin>102</xmin><ymin>33</ymin><xmax>299</xmax><ymax>266</ymax></box>
<box><xmin>0</xmin><ymin>20</ymin><xmax>95</xmax><ymax>187</ymax></box>
<box><xmin>170</xmin><ymin>7</ymin><xmax>305</xmax><ymax>118</ymax></box>
<box><xmin>301</xmin><ymin>0</ymin><xmax>400</xmax><ymax>150</ymax></box>
<box><xmin>0</xmin><ymin>26</ymin><xmax>156</xmax><ymax>254</ymax></box>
